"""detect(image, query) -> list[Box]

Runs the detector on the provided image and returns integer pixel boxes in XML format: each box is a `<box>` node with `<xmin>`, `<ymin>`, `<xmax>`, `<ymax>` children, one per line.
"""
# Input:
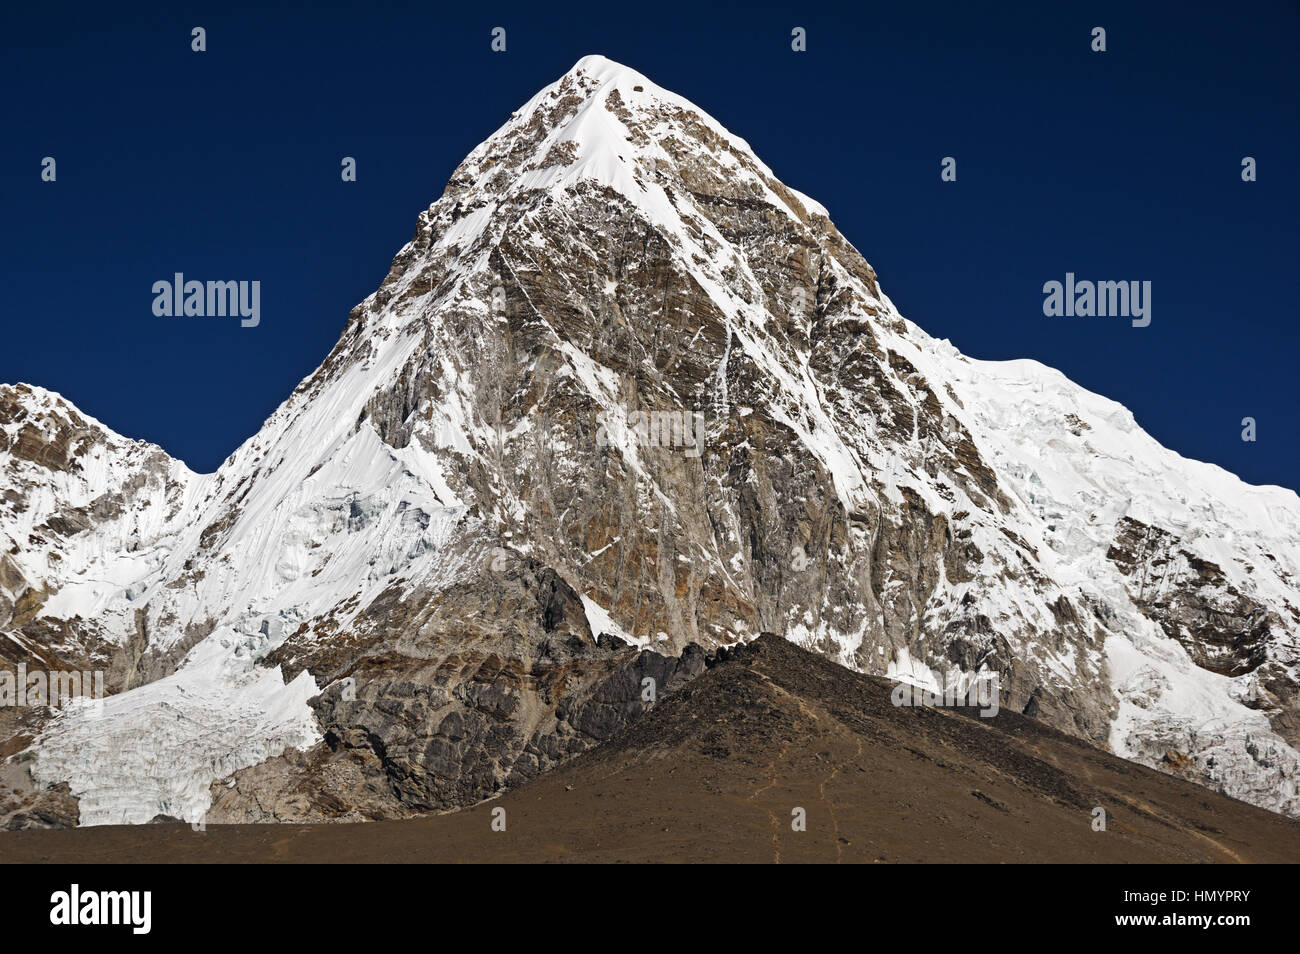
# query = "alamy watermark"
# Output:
<box><xmin>152</xmin><ymin>273</ymin><xmax>260</xmax><ymax>328</ymax></box>
<box><xmin>50</xmin><ymin>884</ymin><xmax>151</xmax><ymax>934</ymax></box>
<box><xmin>596</xmin><ymin>408</ymin><xmax>705</xmax><ymax>458</ymax></box>
<box><xmin>891</xmin><ymin>673</ymin><xmax>1000</xmax><ymax>718</ymax></box>
<box><xmin>0</xmin><ymin>665</ymin><xmax>105</xmax><ymax>709</ymax></box>
<box><xmin>1042</xmin><ymin>273</ymin><xmax>1150</xmax><ymax>327</ymax></box>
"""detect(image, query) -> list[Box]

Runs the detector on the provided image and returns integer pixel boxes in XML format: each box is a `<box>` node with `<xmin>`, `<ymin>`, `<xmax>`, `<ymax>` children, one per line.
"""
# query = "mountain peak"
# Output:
<box><xmin>564</xmin><ymin>53</ymin><xmax>647</xmax><ymax>84</ymax></box>
<box><xmin>419</xmin><ymin>53</ymin><xmax>833</xmax><ymax>309</ymax></box>
<box><xmin>7</xmin><ymin>55</ymin><xmax>1300</xmax><ymax>830</ymax></box>
<box><xmin>470</xmin><ymin>53</ymin><xmax>746</xmax><ymax>194</ymax></box>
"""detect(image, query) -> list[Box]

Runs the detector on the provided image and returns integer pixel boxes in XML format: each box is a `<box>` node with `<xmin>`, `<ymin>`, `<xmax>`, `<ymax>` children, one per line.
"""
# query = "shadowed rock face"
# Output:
<box><xmin>3</xmin><ymin>56</ymin><xmax>1300</xmax><ymax>827</ymax></box>
<box><xmin>207</xmin><ymin>550</ymin><xmax>709</xmax><ymax>822</ymax></box>
<box><xmin>1108</xmin><ymin>516</ymin><xmax>1274</xmax><ymax>678</ymax></box>
<box><xmin>208</xmin><ymin>639</ymin><xmax>709</xmax><ymax>823</ymax></box>
<box><xmin>1106</xmin><ymin>516</ymin><xmax>1300</xmax><ymax>748</ymax></box>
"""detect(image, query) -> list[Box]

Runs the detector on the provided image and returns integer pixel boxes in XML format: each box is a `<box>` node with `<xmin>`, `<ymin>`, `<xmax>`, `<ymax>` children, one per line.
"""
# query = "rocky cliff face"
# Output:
<box><xmin>3</xmin><ymin>55</ymin><xmax>1299</xmax><ymax>826</ymax></box>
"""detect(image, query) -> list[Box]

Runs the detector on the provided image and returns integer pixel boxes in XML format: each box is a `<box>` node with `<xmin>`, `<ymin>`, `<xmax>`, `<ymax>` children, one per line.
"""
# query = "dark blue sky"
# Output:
<box><xmin>4</xmin><ymin>1</ymin><xmax>1296</xmax><ymax>489</ymax></box>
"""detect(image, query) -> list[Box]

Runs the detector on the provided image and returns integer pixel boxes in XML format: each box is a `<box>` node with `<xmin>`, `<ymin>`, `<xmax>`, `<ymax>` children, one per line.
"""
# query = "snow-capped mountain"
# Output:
<box><xmin>3</xmin><ymin>55</ymin><xmax>1298</xmax><ymax>826</ymax></box>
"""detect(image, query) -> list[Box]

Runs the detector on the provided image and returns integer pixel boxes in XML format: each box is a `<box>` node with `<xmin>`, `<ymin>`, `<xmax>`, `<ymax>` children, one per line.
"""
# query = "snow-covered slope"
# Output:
<box><xmin>928</xmin><ymin>352</ymin><xmax>1300</xmax><ymax>811</ymax></box>
<box><xmin>0</xmin><ymin>384</ymin><xmax>199</xmax><ymax>671</ymax></box>
<box><xmin>4</xmin><ymin>55</ymin><xmax>1299</xmax><ymax>824</ymax></box>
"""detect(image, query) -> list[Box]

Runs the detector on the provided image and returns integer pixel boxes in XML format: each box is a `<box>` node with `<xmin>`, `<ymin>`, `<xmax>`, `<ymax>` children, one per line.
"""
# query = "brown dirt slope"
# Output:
<box><xmin>3</xmin><ymin>633</ymin><xmax>1299</xmax><ymax>863</ymax></box>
